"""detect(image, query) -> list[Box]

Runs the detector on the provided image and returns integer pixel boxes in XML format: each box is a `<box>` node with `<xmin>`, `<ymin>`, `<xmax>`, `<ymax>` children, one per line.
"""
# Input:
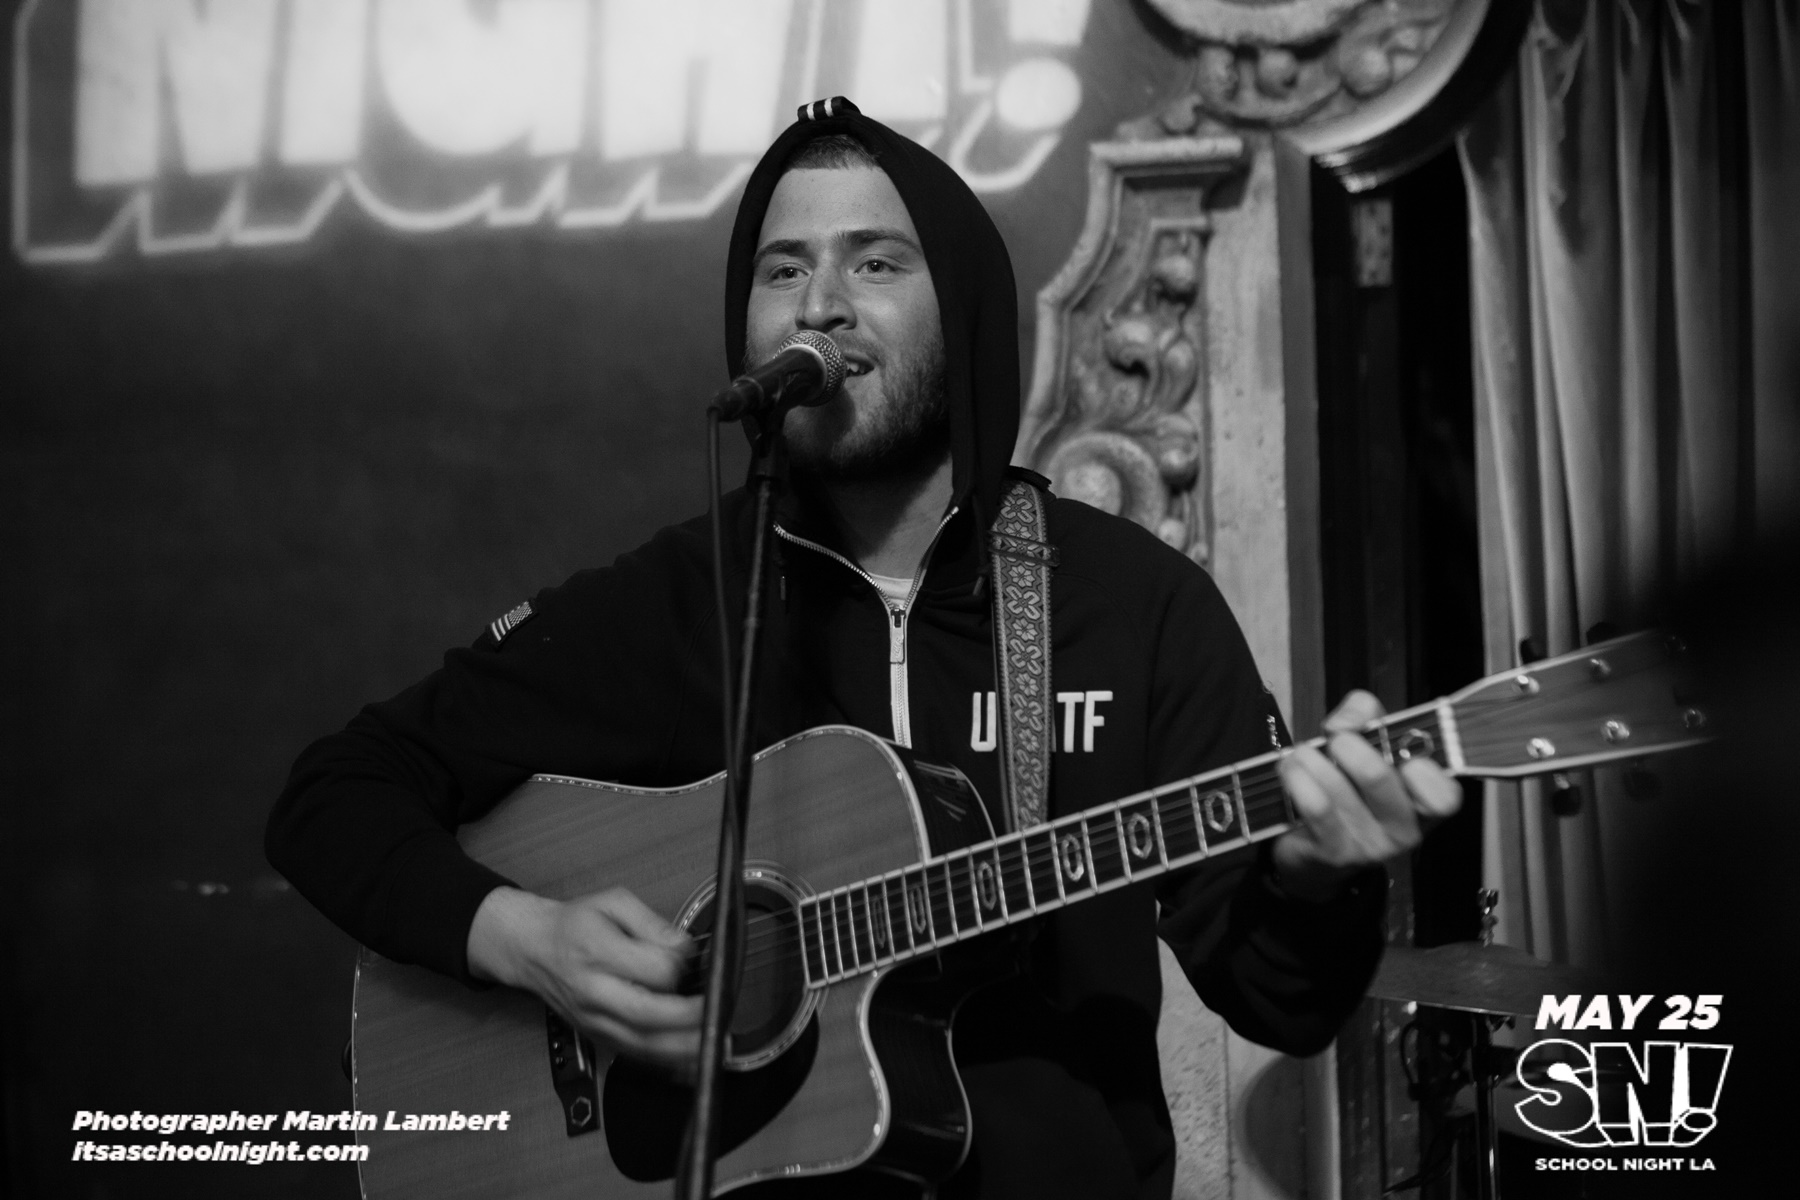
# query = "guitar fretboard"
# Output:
<box><xmin>796</xmin><ymin>703</ymin><xmax>1458</xmax><ymax>987</ymax></box>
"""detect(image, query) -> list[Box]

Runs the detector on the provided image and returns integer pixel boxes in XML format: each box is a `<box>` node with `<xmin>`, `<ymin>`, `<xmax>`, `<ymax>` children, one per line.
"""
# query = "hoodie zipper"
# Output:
<box><xmin>774</xmin><ymin>506</ymin><xmax>958</xmax><ymax>748</ymax></box>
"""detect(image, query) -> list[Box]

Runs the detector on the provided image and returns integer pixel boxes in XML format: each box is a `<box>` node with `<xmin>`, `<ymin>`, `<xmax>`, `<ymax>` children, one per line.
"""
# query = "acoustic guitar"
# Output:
<box><xmin>349</xmin><ymin>631</ymin><xmax>1705</xmax><ymax>1197</ymax></box>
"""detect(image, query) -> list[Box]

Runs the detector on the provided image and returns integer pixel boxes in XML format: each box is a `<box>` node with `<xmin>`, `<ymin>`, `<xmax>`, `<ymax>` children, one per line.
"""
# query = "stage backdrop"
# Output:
<box><xmin>1</xmin><ymin>2</ymin><xmax>1196</xmax><ymax>1196</ymax></box>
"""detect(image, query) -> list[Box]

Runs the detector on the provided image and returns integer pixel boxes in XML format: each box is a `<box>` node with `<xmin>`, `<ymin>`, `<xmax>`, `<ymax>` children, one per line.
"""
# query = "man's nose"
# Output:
<box><xmin>796</xmin><ymin>267</ymin><xmax>853</xmax><ymax>331</ymax></box>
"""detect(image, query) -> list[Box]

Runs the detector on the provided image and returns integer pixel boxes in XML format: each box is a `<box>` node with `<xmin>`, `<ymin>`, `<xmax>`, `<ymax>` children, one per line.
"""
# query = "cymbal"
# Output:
<box><xmin>1368</xmin><ymin>942</ymin><xmax>1610</xmax><ymax>1018</ymax></box>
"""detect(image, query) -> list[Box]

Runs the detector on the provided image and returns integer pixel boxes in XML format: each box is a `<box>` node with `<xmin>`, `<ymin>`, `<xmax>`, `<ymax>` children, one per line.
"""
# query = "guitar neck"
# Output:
<box><xmin>796</xmin><ymin>700</ymin><xmax>1459</xmax><ymax>988</ymax></box>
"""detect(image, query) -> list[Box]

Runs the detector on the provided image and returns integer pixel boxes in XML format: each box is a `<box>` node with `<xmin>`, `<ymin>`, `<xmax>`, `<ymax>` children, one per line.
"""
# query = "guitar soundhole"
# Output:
<box><xmin>678</xmin><ymin>878</ymin><xmax>813</xmax><ymax>1068</ymax></box>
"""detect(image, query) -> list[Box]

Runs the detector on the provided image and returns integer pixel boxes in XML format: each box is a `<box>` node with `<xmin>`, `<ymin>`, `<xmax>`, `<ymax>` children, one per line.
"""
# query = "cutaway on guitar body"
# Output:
<box><xmin>351</xmin><ymin>727</ymin><xmax>990</xmax><ymax>1199</ymax></box>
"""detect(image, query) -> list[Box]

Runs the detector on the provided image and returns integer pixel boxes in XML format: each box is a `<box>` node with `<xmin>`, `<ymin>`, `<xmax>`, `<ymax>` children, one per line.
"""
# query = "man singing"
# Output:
<box><xmin>268</xmin><ymin>100</ymin><xmax>1458</xmax><ymax>1199</ymax></box>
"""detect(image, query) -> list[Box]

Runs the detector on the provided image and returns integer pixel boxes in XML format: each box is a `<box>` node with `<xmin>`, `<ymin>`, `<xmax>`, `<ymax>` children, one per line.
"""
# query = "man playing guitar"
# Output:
<box><xmin>268</xmin><ymin>101</ymin><xmax>1458</xmax><ymax>1199</ymax></box>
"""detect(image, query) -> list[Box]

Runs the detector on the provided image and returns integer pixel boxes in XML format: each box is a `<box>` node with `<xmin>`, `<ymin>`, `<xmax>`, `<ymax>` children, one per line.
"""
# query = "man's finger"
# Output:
<box><xmin>562</xmin><ymin>914</ymin><xmax>687</xmax><ymax>992</ymax></box>
<box><xmin>1280</xmin><ymin>745</ymin><xmax>1340</xmax><ymax>824</ymax></box>
<box><xmin>598</xmin><ymin>888</ymin><xmax>690</xmax><ymax>950</ymax></box>
<box><xmin>579</xmin><ymin>1012</ymin><xmax>699</xmax><ymax>1069</ymax></box>
<box><xmin>576</xmin><ymin>974</ymin><xmax>705</xmax><ymax>1032</ymax></box>
<box><xmin>1322</xmin><ymin>689</ymin><xmax>1385</xmax><ymax>734</ymax></box>
<box><xmin>1281</xmin><ymin>744</ymin><xmax>1388</xmax><ymax>854</ymax></box>
<box><xmin>1399</xmin><ymin>758</ymin><xmax>1462</xmax><ymax>820</ymax></box>
<box><xmin>1325</xmin><ymin>729</ymin><xmax>1418</xmax><ymax>840</ymax></box>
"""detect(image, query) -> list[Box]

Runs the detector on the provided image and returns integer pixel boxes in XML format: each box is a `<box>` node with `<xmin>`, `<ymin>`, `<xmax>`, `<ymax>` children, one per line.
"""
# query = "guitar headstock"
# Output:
<box><xmin>1446</xmin><ymin>631</ymin><xmax>1709</xmax><ymax>778</ymax></box>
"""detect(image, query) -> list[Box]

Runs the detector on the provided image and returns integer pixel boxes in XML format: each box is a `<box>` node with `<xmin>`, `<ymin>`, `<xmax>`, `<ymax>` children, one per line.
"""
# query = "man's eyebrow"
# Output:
<box><xmin>752</xmin><ymin>237</ymin><xmax>810</xmax><ymax>266</ymax></box>
<box><xmin>752</xmin><ymin>228</ymin><xmax>923</xmax><ymax>266</ymax></box>
<box><xmin>839</xmin><ymin>226</ymin><xmax>922</xmax><ymax>255</ymax></box>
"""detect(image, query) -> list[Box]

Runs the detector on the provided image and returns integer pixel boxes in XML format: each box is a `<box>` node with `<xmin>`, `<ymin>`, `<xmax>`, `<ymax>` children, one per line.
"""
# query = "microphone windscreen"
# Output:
<box><xmin>777</xmin><ymin>330</ymin><xmax>846</xmax><ymax>402</ymax></box>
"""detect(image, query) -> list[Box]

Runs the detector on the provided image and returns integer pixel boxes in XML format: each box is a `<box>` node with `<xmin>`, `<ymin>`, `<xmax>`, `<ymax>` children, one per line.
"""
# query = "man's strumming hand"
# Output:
<box><xmin>466</xmin><ymin>886</ymin><xmax>702</xmax><ymax>1072</ymax></box>
<box><xmin>1272</xmin><ymin>690</ymin><xmax>1463</xmax><ymax>902</ymax></box>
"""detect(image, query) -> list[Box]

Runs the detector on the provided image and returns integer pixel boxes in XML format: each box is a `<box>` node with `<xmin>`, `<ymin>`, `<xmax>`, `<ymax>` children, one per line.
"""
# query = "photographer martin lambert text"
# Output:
<box><xmin>72</xmin><ymin>1109</ymin><xmax>512</xmax><ymax>1134</ymax></box>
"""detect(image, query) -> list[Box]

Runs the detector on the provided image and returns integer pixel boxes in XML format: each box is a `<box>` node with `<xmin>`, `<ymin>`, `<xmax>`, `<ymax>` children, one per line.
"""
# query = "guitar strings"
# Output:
<box><xmin>695</xmin><ymin>691</ymin><xmax>1590</xmax><ymax>973</ymax></box>
<box><xmin>681</xmin><ymin>715</ymin><xmax>1452</xmax><ymax>982</ymax></box>
<box><xmin>674</xmin><ymin>679</ymin><xmax>1635</xmax><ymax>979</ymax></box>
<box><xmin>687</xmin><ymin>690</ymin><xmax>1683</xmax><ymax>984</ymax></box>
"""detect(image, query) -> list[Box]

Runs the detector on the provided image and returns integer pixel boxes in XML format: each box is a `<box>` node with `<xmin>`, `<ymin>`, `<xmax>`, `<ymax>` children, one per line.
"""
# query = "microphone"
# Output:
<box><xmin>710</xmin><ymin>330</ymin><xmax>846</xmax><ymax>422</ymax></box>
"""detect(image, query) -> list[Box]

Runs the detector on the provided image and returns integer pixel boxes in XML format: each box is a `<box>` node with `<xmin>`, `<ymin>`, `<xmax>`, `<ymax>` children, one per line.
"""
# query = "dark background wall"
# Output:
<box><xmin>0</xmin><ymin>2</ymin><xmax>1192</xmax><ymax>1195</ymax></box>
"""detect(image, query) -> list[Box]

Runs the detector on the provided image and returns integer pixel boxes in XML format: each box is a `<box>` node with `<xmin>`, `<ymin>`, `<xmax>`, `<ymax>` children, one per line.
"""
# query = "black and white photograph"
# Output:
<box><xmin>3</xmin><ymin>2</ymin><xmax>1795</xmax><ymax>1198</ymax></box>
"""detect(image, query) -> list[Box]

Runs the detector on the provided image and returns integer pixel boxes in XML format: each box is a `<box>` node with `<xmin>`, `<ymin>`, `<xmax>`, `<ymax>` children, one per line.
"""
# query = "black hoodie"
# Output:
<box><xmin>267</xmin><ymin>102</ymin><xmax>1383</xmax><ymax>1200</ymax></box>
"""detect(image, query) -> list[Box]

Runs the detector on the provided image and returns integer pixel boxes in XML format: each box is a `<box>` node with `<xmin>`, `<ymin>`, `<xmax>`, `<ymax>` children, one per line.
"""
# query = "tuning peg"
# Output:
<box><xmin>1518</xmin><ymin>636</ymin><xmax>1544</xmax><ymax>665</ymax></box>
<box><xmin>1585</xmin><ymin>620</ymin><xmax>1619</xmax><ymax>646</ymax></box>
<box><xmin>1548</xmin><ymin>772</ymin><xmax>1583</xmax><ymax>816</ymax></box>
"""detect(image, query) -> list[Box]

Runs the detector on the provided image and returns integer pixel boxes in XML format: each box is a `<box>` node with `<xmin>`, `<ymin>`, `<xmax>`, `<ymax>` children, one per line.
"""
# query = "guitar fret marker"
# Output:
<box><xmin>976</xmin><ymin>860</ymin><xmax>998</xmax><ymax>915</ymax></box>
<box><xmin>957</xmin><ymin>854</ymin><xmax>981</xmax><ymax>929</ymax></box>
<box><xmin>866</xmin><ymin>884</ymin><xmax>887</xmax><ymax>955</ymax></box>
<box><xmin>907</xmin><ymin>880</ymin><xmax>929</xmax><ymax>937</ymax></box>
<box><xmin>1202</xmin><ymin>790</ymin><xmax>1233</xmax><ymax>834</ymax></box>
<box><xmin>882</xmin><ymin>883</ymin><xmax>898</xmax><ymax>956</ymax></box>
<box><xmin>1149</xmin><ymin>796</ymin><xmax>1170</xmax><ymax>867</ymax></box>
<box><xmin>992</xmin><ymin>845</ymin><xmax>1015</xmax><ymax>920</ymax></box>
<box><xmin>1127</xmin><ymin>813</ymin><xmax>1153</xmax><ymax>861</ymax></box>
<box><xmin>1059</xmin><ymin>834</ymin><xmax>1085</xmax><ymax>883</ymax></box>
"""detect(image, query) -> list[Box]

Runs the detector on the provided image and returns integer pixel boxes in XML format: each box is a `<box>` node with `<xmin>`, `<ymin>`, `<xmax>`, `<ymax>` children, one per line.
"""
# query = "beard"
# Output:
<box><xmin>783</xmin><ymin>328</ymin><xmax>950</xmax><ymax>483</ymax></box>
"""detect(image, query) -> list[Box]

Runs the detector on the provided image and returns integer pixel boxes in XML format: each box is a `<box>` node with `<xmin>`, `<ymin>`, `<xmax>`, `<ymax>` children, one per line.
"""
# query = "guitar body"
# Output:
<box><xmin>352</xmin><ymin>727</ymin><xmax>987</xmax><ymax>1198</ymax></box>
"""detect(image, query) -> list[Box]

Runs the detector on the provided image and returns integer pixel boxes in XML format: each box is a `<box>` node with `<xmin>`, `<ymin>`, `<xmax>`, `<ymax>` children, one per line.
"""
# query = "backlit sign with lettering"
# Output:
<box><xmin>13</xmin><ymin>0</ymin><xmax>1091</xmax><ymax>265</ymax></box>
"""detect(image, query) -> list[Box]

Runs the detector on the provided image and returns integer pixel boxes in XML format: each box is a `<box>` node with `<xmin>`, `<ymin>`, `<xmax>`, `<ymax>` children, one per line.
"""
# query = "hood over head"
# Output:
<box><xmin>723</xmin><ymin>97</ymin><xmax>1020</xmax><ymax>526</ymax></box>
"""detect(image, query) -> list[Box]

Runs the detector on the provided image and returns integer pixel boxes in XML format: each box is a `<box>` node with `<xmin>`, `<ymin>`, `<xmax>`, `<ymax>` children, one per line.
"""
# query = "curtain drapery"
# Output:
<box><xmin>1457</xmin><ymin>0</ymin><xmax>1799</xmax><ymax>966</ymax></box>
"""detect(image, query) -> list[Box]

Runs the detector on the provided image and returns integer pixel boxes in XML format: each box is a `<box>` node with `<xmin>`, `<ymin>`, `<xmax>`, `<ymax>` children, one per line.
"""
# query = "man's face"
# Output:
<box><xmin>747</xmin><ymin>167</ymin><xmax>948</xmax><ymax>480</ymax></box>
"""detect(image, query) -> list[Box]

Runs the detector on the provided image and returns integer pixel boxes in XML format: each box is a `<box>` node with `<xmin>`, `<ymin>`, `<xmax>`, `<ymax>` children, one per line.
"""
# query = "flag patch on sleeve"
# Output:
<box><xmin>488</xmin><ymin>600</ymin><xmax>534</xmax><ymax>644</ymax></box>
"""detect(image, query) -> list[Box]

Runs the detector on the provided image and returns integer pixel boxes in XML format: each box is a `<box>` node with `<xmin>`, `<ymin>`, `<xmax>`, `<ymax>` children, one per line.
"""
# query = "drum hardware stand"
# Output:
<box><xmin>1378</xmin><ymin>889</ymin><xmax>1531</xmax><ymax>1200</ymax></box>
<box><xmin>1469</xmin><ymin>889</ymin><xmax>1503</xmax><ymax>1200</ymax></box>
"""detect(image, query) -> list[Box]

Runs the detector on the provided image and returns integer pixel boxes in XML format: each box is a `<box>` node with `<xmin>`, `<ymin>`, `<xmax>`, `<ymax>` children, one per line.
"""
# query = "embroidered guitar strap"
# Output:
<box><xmin>989</xmin><ymin>477</ymin><xmax>1057</xmax><ymax>833</ymax></box>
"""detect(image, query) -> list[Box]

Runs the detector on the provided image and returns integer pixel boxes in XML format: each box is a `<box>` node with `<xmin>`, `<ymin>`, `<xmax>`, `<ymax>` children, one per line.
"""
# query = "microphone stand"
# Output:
<box><xmin>677</xmin><ymin>408</ymin><xmax>788</xmax><ymax>1200</ymax></box>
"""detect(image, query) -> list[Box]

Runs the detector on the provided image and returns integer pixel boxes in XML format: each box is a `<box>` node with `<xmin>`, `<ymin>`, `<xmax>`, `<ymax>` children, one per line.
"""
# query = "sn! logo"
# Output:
<box><xmin>1514</xmin><ymin>993</ymin><xmax>1731</xmax><ymax>1149</ymax></box>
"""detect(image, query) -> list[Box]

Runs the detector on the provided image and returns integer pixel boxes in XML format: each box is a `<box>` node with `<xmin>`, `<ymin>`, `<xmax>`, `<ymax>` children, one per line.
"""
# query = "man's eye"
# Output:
<box><xmin>766</xmin><ymin>264</ymin><xmax>802</xmax><ymax>281</ymax></box>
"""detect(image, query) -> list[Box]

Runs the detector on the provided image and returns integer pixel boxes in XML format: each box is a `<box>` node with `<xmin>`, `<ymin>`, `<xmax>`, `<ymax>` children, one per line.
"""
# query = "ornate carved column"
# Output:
<box><xmin>1014</xmin><ymin>3</ymin><xmax>1526</xmax><ymax>1198</ymax></box>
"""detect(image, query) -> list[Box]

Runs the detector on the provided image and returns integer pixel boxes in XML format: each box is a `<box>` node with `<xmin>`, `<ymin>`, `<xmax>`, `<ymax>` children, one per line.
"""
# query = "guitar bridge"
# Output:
<box><xmin>545</xmin><ymin>1009</ymin><xmax>600</xmax><ymax>1138</ymax></box>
